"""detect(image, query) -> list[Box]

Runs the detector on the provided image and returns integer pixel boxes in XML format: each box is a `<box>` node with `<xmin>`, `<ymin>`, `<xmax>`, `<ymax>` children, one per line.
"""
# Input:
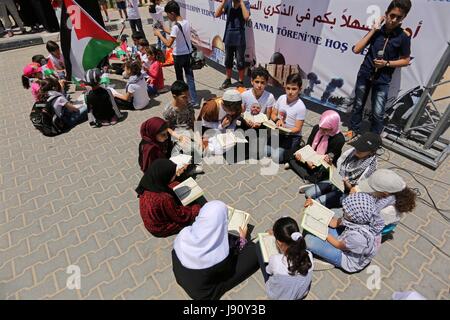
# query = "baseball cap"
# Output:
<box><xmin>23</xmin><ymin>63</ymin><xmax>42</xmax><ymax>77</ymax></box>
<box><xmin>349</xmin><ymin>132</ymin><xmax>382</xmax><ymax>152</ymax></box>
<box><xmin>358</xmin><ymin>169</ymin><xmax>406</xmax><ymax>193</ymax></box>
<box><xmin>222</xmin><ymin>89</ymin><xmax>242</xmax><ymax>103</ymax></box>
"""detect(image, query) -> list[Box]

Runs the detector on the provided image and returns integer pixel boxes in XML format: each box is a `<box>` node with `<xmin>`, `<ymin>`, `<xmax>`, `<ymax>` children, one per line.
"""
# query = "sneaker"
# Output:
<box><xmin>313</xmin><ymin>258</ymin><xmax>335</xmax><ymax>271</ymax></box>
<box><xmin>284</xmin><ymin>163</ymin><xmax>290</xmax><ymax>170</ymax></box>
<box><xmin>193</xmin><ymin>165</ymin><xmax>204</xmax><ymax>174</ymax></box>
<box><xmin>298</xmin><ymin>183</ymin><xmax>315</xmax><ymax>194</ymax></box>
<box><xmin>101</xmin><ymin>121</ymin><xmax>111</xmax><ymax>126</ymax></box>
<box><xmin>110</xmin><ymin>116</ymin><xmax>118</xmax><ymax>125</ymax></box>
<box><xmin>219</xmin><ymin>78</ymin><xmax>232</xmax><ymax>90</ymax></box>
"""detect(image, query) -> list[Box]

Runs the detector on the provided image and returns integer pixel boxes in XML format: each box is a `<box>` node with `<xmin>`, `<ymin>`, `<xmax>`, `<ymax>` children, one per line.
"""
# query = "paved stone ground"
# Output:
<box><xmin>0</xmin><ymin>31</ymin><xmax>449</xmax><ymax>300</ymax></box>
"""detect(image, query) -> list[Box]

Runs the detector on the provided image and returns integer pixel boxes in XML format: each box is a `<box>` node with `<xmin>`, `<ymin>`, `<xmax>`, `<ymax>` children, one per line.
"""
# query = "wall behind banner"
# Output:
<box><xmin>179</xmin><ymin>0</ymin><xmax>450</xmax><ymax>112</ymax></box>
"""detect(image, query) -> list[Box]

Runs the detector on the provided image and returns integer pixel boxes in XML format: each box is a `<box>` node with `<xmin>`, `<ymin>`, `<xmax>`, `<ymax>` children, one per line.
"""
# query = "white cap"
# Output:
<box><xmin>392</xmin><ymin>291</ymin><xmax>426</xmax><ymax>300</ymax></box>
<box><xmin>358</xmin><ymin>169</ymin><xmax>406</xmax><ymax>194</ymax></box>
<box><xmin>222</xmin><ymin>89</ymin><xmax>242</xmax><ymax>103</ymax></box>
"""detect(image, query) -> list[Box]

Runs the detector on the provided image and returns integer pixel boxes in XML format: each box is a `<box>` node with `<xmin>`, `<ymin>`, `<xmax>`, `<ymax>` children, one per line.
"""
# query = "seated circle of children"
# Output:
<box><xmin>285</xmin><ymin>110</ymin><xmax>345</xmax><ymax>182</ymax></box>
<box><xmin>136</xmin><ymin>159</ymin><xmax>200</xmax><ymax>238</ymax></box>
<box><xmin>355</xmin><ymin>169</ymin><xmax>417</xmax><ymax>228</ymax></box>
<box><xmin>37</xmin><ymin>76</ymin><xmax>87</xmax><ymax>129</ymax></box>
<box><xmin>256</xmin><ymin>217</ymin><xmax>314</xmax><ymax>300</ymax></box>
<box><xmin>303</xmin><ymin>132</ymin><xmax>381</xmax><ymax>208</ymax></box>
<box><xmin>267</xmin><ymin>73</ymin><xmax>307</xmax><ymax>164</ymax></box>
<box><xmin>138</xmin><ymin>117</ymin><xmax>174</xmax><ymax>173</ymax></box>
<box><xmin>84</xmin><ymin>68</ymin><xmax>123</xmax><ymax>127</ymax></box>
<box><xmin>172</xmin><ymin>200</ymin><xmax>259</xmax><ymax>300</ymax></box>
<box><xmin>304</xmin><ymin>192</ymin><xmax>384</xmax><ymax>273</ymax></box>
<box><xmin>114</xmin><ymin>60</ymin><xmax>150</xmax><ymax>110</ymax></box>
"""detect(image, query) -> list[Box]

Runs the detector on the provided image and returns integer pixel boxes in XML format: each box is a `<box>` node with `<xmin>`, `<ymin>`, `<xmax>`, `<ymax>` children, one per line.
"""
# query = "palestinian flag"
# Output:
<box><xmin>60</xmin><ymin>0</ymin><xmax>118</xmax><ymax>81</ymax></box>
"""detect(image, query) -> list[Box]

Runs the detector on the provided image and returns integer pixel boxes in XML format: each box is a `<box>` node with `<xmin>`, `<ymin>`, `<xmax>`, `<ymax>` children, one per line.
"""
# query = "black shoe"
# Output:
<box><xmin>219</xmin><ymin>78</ymin><xmax>232</xmax><ymax>90</ymax></box>
<box><xmin>235</xmin><ymin>81</ymin><xmax>244</xmax><ymax>88</ymax></box>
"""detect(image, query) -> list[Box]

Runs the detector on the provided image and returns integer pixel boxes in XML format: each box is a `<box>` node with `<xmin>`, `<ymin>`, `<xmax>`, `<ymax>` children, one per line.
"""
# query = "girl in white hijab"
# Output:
<box><xmin>172</xmin><ymin>200</ymin><xmax>259</xmax><ymax>300</ymax></box>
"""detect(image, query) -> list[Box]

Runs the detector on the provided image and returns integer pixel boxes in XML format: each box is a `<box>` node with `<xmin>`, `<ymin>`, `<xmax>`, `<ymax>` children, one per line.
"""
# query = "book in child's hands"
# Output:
<box><xmin>263</xmin><ymin>120</ymin><xmax>293</xmax><ymax>134</ymax></box>
<box><xmin>216</xmin><ymin>131</ymin><xmax>248</xmax><ymax>149</ymax></box>
<box><xmin>227</xmin><ymin>206</ymin><xmax>250</xmax><ymax>236</ymax></box>
<box><xmin>173</xmin><ymin>177</ymin><xmax>204</xmax><ymax>206</ymax></box>
<box><xmin>169</xmin><ymin>154</ymin><xmax>192</xmax><ymax>170</ymax></box>
<box><xmin>294</xmin><ymin>145</ymin><xmax>327</xmax><ymax>167</ymax></box>
<box><xmin>257</xmin><ymin>233</ymin><xmax>280</xmax><ymax>263</ymax></box>
<box><xmin>329</xmin><ymin>165</ymin><xmax>345</xmax><ymax>192</ymax></box>
<box><xmin>301</xmin><ymin>199</ymin><xmax>334</xmax><ymax>241</ymax></box>
<box><xmin>243</xmin><ymin>112</ymin><xmax>269</xmax><ymax>124</ymax></box>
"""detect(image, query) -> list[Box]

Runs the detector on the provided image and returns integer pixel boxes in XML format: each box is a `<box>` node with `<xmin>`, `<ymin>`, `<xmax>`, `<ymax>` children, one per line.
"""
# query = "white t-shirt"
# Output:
<box><xmin>48</xmin><ymin>91</ymin><xmax>69</xmax><ymax>118</ymax></box>
<box><xmin>266</xmin><ymin>251</ymin><xmax>314</xmax><ymax>276</ymax></box>
<box><xmin>126</xmin><ymin>0</ymin><xmax>140</xmax><ymax>20</ymax></box>
<box><xmin>241</xmin><ymin>89</ymin><xmax>276</xmax><ymax>115</ymax></box>
<box><xmin>170</xmin><ymin>20</ymin><xmax>192</xmax><ymax>56</ymax></box>
<box><xmin>274</xmin><ymin>94</ymin><xmax>307</xmax><ymax>135</ymax></box>
<box><xmin>150</xmin><ymin>5</ymin><xmax>164</xmax><ymax>24</ymax></box>
<box><xmin>127</xmin><ymin>77</ymin><xmax>150</xmax><ymax>109</ymax></box>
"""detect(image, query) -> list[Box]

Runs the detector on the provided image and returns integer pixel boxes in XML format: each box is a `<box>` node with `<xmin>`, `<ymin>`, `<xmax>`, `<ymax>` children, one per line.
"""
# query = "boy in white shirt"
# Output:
<box><xmin>127</xmin><ymin>0</ymin><xmax>145</xmax><ymax>36</ymax></box>
<box><xmin>153</xmin><ymin>0</ymin><xmax>199</xmax><ymax>107</ymax></box>
<box><xmin>268</xmin><ymin>73</ymin><xmax>307</xmax><ymax>163</ymax></box>
<box><xmin>241</xmin><ymin>66</ymin><xmax>276</xmax><ymax>128</ymax></box>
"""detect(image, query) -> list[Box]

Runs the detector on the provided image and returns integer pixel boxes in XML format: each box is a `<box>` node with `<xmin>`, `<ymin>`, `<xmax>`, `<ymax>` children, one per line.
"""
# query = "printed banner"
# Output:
<box><xmin>179</xmin><ymin>0</ymin><xmax>450</xmax><ymax>111</ymax></box>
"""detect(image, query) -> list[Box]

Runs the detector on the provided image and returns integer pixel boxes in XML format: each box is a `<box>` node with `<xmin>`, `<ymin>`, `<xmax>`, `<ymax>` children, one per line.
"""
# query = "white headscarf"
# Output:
<box><xmin>174</xmin><ymin>200</ymin><xmax>230</xmax><ymax>270</ymax></box>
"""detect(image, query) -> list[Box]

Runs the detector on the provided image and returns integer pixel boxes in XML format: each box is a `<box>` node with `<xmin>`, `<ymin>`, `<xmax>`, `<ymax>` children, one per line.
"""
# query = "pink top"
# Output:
<box><xmin>31</xmin><ymin>82</ymin><xmax>40</xmax><ymax>102</ymax></box>
<box><xmin>148</xmin><ymin>60</ymin><xmax>164</xmax><ymax>90</ymax></box>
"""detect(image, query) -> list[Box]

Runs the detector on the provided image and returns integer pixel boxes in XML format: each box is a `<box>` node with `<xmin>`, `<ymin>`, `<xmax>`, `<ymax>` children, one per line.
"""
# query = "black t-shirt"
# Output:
<box><xmin>223</xmin><ymin>0</ymin><xmax>250</xmax><ymax>46</ymax></box>
<box><xmin>86</xmin><ymin>87</ymin><xmax>116</xmax><ymax>121</ymax></box>
<box><xmin>358</xmin><ymin>26</ymin><xmax>411</xmax><ymax>85</ymax></box>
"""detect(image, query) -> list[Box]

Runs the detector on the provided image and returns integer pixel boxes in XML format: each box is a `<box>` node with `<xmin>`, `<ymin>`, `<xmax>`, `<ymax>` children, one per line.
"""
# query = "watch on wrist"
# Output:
<box><xmin>386</xmin><ymin>60</ymin><xmax>390</xmax><ymax>67</ymax></box>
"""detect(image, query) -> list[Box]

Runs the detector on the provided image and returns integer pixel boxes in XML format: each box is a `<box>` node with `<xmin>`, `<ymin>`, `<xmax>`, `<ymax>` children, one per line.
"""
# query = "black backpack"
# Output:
<box><xmin>29</xmin><ymin>97</ymin><xmax>65</xmax><ymax>136</ymax></box>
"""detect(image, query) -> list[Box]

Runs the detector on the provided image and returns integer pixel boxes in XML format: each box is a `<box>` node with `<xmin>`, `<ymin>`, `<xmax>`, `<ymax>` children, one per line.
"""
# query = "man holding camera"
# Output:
<box><xmin>215</xmin><ymin>0</ymin><xmax>250</xmax><ymax>90</ymax></box>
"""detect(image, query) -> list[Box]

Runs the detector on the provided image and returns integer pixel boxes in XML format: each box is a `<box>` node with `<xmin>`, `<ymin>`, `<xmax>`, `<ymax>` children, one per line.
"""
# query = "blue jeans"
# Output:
<box><xmin>350</xmin><ymin>77</ymin><xmax>389</xmax><ymax>134</ymax></box>
<box><xmin>61</xmin><ymin>105</ymin><xmax>87</xmax><ymax>128</ymax></box>
<box><xmin>173</xmin><ymin>54</ymin><xmax>198</xmax><ymax>105</ymax></box>
<box><xmin>304</xmin><ymin>180</ymin><xmax>345</xmax><ymax>209</ymax></box>
<box><xmin>304</xmin><ymin>227</ymin><xmax>343</xmax><ymax>267</ymax></box>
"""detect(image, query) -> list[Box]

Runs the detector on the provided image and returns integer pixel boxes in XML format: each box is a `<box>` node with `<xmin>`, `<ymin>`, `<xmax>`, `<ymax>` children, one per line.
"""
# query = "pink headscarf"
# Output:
<box><xmin>311</xmin><ymin>110</ymin><xmax>341</xmax><ymax>154</ymax></box>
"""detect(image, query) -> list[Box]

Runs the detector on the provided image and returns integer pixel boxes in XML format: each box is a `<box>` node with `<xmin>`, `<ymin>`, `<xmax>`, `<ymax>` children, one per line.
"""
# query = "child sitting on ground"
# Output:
<box><xmin>304</xmin><ymin>192</ymin><xmax>383</xmax><ymax>273</ymax></box>
<box><xmin>268</xmin><ymin>73</ymin><xmax>307</xmax><ymax>163</ymax></box>
<box><xmin>113</xmin><ymin>60</ymin><xmax>150</xmax><ymax>110</ymax></box>
<box><xmin>256</xmin><ymin>217</ymin><xmax>314</xmax><ymax>300</ymax></box>
<box><xmin>84</xmin><ymin>68</ymin><xmax>123</xmax><ymax>127</ymax></box>
<box><xmin>46</xmin><ymin>40</ymin><xmax>66</xmax><ymax>79</ymax></box>
<box><xmin>144</xmin><ymin>45</ymin><xmax>164</xmax><ymax>96</ymax></box>
<box><xmin>22</xmin><ymin>63</ymin><xmax>43</xmax><ymax>102</ymax></box>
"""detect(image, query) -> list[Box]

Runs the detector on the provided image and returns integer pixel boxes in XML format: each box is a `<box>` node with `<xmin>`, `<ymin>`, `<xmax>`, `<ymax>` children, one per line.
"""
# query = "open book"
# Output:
<box><xmin>263</xmin><ymin>120</ymin><xmax>293</xmax><ymax>134</ymax></box>
<box><xmin>329</xmin><ymin>165</ymin><xmax>345</xmax><ymax>192</ymax></box>
<box><xmin>173</xmin><ymin>177</ymin><xmax>204</xmax><ymax>206</ymax></box>
<box><xmin>216</xmin><ymin>131</ymin><xmax>248</xmax><ymax>149</ymax></box>
<box><xmin>257</xmin><ymin>233</ymin><xmax>279</xmax><ymax>263</ymax></box>
<box><xmin>301</xmin><ymin>199</ymin><xmax>334</xmax><ymax>241</ymax></box>
<box><xmin>169</xmin><ymin>154</ymin><xmax>192</xmax><ymax>171</ymax></box>
<box><xmin>294</xmin><ymin>145</ymin><xmax>330</xmax><ymax>168</ymax></box>
<box><xmin>227</xmin><ymin>206</ymin><xmax>250</xmax><ymax>236</ymax></box>
<box><xmin>243</xmin><ymin>112</ymin><xmax>269</xmax><ymax>124</ymax></box>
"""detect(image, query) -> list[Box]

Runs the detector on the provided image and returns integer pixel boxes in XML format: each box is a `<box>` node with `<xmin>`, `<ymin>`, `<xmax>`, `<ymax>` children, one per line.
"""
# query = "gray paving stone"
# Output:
<box><xmin>135</xmin><ymin>237</ymin><xmax>170</xmax><ymax>260</ymax></box>
<box><xmin>309</xmin><ymin>271</ymin><xmax>342</xmax><ymax>300</ymax></box>
<box><xmin>58</xmin><ymin>212</ymin><xmax>89</xmax><ymax>237</ymax></box>
<box><xmin>18</xmin><ymin>275</ymin><xmax>57</xmax><ymax>300</ymax></box>
<box><xmin>395</xmin><ymin>246</ymin><xmax>430</xmax><ymax>274</ymax></box>
<box><xmin>99</xmin><ymin>269</ymin><xmax>136</xmax><ymax>300</ymax></box>
<box><xmin>419</xmin><ymin>217</ymin><xmax>448</xmax><ymax>244</ymax></box>
<box><xmin>34</xmin><ymin>250</ymin><xmax>69</xmax><ymax>283</ymax></box>
<box><xmin>0</xmin><ymin>267</ymin><xmax>34</xmax><ymax>299</ymax></box>
<box><xmin>28</xmin><ymin>224</ymin><xmax>61</xmax><ymax>252</ymax></box>
<box><xmin>411</xmin><ymin>269</ymin><xmax>448</xmax><ymax>300</ymax></box>
<box><xmin>86</xmin><ymin>240</ymin><xmax>122</xmax><ymax>271</ymax></box>
<box><xmin>53</xmin><ymin>256</ymin><xmax>91</xmax><ymax>291</ymax></box>
<box><xmin>0</xmin><ymin>261</ymin><xmax>13</xmax><ymax>282</ymax></box>
<box><xmin>10</xmin><ymin>219</ymin><xmax>42</xmax><ymax>244</ymax></box>
<box><xmin>51</xmin><ymin>192</ymin><xmax>82</xmax><ymax>213</ymax></box>
<box><xmin>0</xmin><ymin>232</ymin><xmax>9</xmax><ymax>250</ymax></box>
<box><xmin>122</xmin><ymin>277</ymin><xmax>161</xmax><ymax>300</ymax></box>
<box><xmin>115</xmin><ymin>225</ymin><xmax>149</xmax><ymax>253</ymax></box>
<box><xmin>0</xmin><ymin>215</ymin><xmax>25</xmax><ymax>236</ymax></box>
<box><xmin>66</xmin><ymin>236</ymin><xmax>100</xmax><ymax>264</ymax></box>
<box><xmin>14</xmin><ymin>245</ymin><xmax>48</xmax><ymax>276</ymax></box>
<box><xmin>157</xmin><ymin>283</ymin><xmax>190</xmax><ymax>300</ymax></box>
<box><xmin>226</xmin><ymin>278</ymin><xmax>266</xmax><ymax>300</ymax></box>
<box><xmin>48</xmin><ymin>288</ymin><xmax>81</xmax><ymax>300</ymax></box>
<box><xmin>46</xmin><ymin>230</ymin><xmax>80</xmax><ymax>257</ymax></box>
<box><xmin>22</xmin><ymin>202</ymin><xmax>51</xmax><ymax>226</ymax></box>
<box><xmin>34</xmin><ymin>189</ymin><xmax>63</xmax><ymax>210</ymax></box>
<box><xmin>129</xmin><ymin>257</ymin><xmax>158</xmax><ymax>285</ymax></box>
<box><xmin>424</xmin><ymin>253</ymin><xmax>450</xmax><ymax>284</ymax></box>
<box><xmin>383</xmin><ymin>263</ymin><xmax>420</xmax><ymax>291</ymax></box>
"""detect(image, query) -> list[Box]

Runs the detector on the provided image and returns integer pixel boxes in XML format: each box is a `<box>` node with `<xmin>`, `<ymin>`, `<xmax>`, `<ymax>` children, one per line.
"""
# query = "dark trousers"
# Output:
<box><xmin>114</xmin><ymin>97</ymin><xmax>134</xmax><ymax>110</ymax></box>
<box><xmin>214</xmin><ymin>241</ymin><xmax>259</xmax><ymax>298</ymax></box>
<box><xmin>129</xmin><ymin>18</ymin><xmax>144</xmax><ymax>36</ymax></box>
<box><xmin>173</xmin><ymin>54</ymin><xmax>198</xmax><ymax>104</ymax></box>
